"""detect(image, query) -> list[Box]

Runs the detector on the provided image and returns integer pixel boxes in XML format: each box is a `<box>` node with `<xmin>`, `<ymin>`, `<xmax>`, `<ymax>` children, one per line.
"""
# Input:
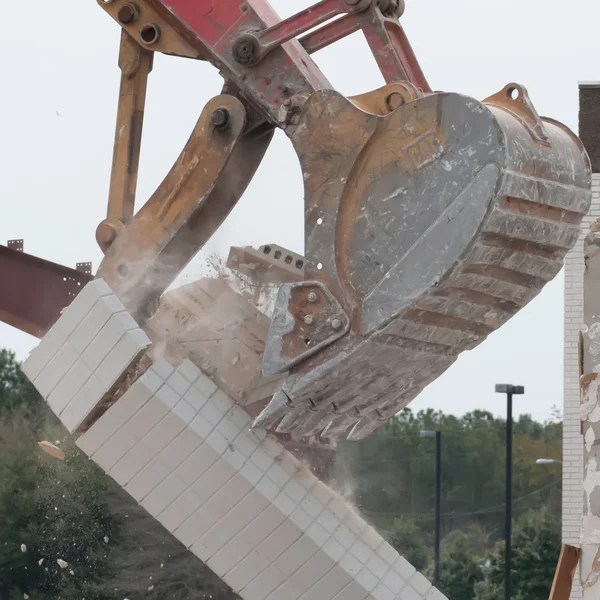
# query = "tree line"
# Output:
<box><xmin>0</xmin><ymin>349</ymin><xmax>562</xmax><ymax>599</ymax></box>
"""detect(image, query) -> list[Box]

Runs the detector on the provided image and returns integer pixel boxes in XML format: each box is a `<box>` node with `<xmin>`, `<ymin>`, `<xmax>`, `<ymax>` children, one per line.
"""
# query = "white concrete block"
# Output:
<box><xmin>194</xmin><ymin>372</ymin><xmax>217</xmax><ymax>399</ymax></box>
<box><xmin>125</xmin><ymin>457</ymin><xmax>171</xmax><ymax>501</ymax></box>
<box><xmin>143</xmin><ymin>472</ymin><xmax>188</xmax><ymax>516</ymax></box>
<box><xmin>176</xmin><ymin>359</ymin><xmax>202</xmax><ymax>383</ymax></box>
<box><xmin>273</xmin><ymin>491</ymin><xmax>296</xmax><ymax>516</ymax></box>
<box><xmin>424</xmin><ymin>588</ymin><xmax>447</xmax><ymax>600</ymax></box>
<box><xmin>250</xmin><ymin>446</ymin><xmax>274</xmax><ymax>473</ymax></box>
<box><xmin>208</xmin><ymin>505</ymin><xmax>286</xmax><ymax>578</ymax></box>
<box><xmin>95</xmin><ymin>328</ymin><xmax>150</xmax><ymax>389</ymax></box>
<box><xmin>223</xmin><ymin>447</ymin><xmax>246</xmax><ymax>470</ymax></box>
<box><xmin>393</xmin><ymin>556</ymin><xmax>416</xmax><ymax>581</ymax></box>
<box><xmin>184</xmin><ymin>386</ymin><xmax>208</xmax><ymax>412</ymax></box>
<box><xmin>378</xmin><ymin>541</ymin><xmax>399</xmax><ymax>566</ymax></box>
<box><xmin>300</xmin><ymin>494</ymin><xmax>324</xmax><ymax>520</ymax></box>
<box><xmin>207</xmin><ymin>430</ymin><xmax>230</xmax><ymax>455</ymax></box>
<box><xmin>139</xmin><ymin>368</ymin><xmax>163</xmax><ymax>394</ymax></box>
<box><xmin>240</xmin><ymin>460</ymin><xmax>263</xmax><ymax>486</ymax></box>
<box><xmin>60</xmin><ymin>375</ymin><xmax>106</xmax><ymax>433</ymax></box>
<box><xmin>157</xmin><ymin>488</ymin><xmax>202</xmax><ymax>532</ymax></box>
<box><xmin>261</xmin><ymin>436</ymin><xmax>285</xmax><ymax>460</ymax></box>
<box><xmin>399</xmin><ymin>584</ymin><xmax>421</xmax><ymax>600</ymax></box>
<box><xmin>279</xmin><ymin>453</ymin><xmax>303</xmax><ymax>479</ymax></box>
<box><xmin>284</xmin><ymin>478</ymin><xmax>308</xmax><ymax>505</ymax></box>
<box><xmin>47</xmin><ymin>359</ymin><xmax>92</xmax><ymax>415</ymax></box>
<box><xmin>258</xmin><ymin>519</ymin><xmax>303</xmax><ymax>566</ymax></box>
<box><xmin>383</xmin><ymin>567</ymin><xmax>405</xmax><ymax>594</ymax></box>
<box><xmin>200</xmin><ymin>400</ymin><xmax>226</xmax><ymax>428</ymax></box>
<box><xmin>93</xmin><ymin>426</ymin><xmax>137</xmax><ymax>472</ymax></box>
<box><xmin>265</xmin><ymin>463</ymin><xmax>291</xmax><ymax>488</ymax></box>
<box><xmin>159</xmin><ymin>427</ymin><xmax>202</xmax><ymax>472</ymax></box>
<box><xmin>189</xmin><ymin>413</ymin><xmax>214</xmax><ymax>440</ymax></box>
<box><xmin>240</xmin><ymin>564</ymin><xmax>288</xmax><ymax>600</ymax></box>
<box><xmin>366</xmin><ymin>554</ymin><xmax>389</xmax><ymax>579</ymax></box>
<box><xmin>271</xmin><ymin>549</ymin><xmax>334</xmax><ymax>600</ymax></box>
<box><xmin>322</xmin><ymin>537</ymin><xmax>345</xmax><ymax>562</ymax></box>
<box><xmin>289</xmin><ymin>506</ymin><xmax>313</xmax><ymax>532</ymax></box>
<box><xmin>301</xmin><ymin>564</ymin><xmax>352</xmax><ymax>600</ymax></box>
<box><xmin>333</xmin><ymin>524</ymin><xmax>357</xmax><ymax>549</ymax></box>
<box><xmin>173</xmin><ymin>399</ymin><xmax>196</xmax><ymax>425</ymax></box>
<box><xmin>344</xmin><ymin>509</ymin><xmax>368</xmax><ymax>537</ymax></box>
<box><xmin>107</xmin><ymin>375</ymin><xmax>154</xmax><ymax>424</ymax></box>
<box><xmin>372</xmin><ymin>582</ymin><xmax>395</xmax><ymax>600</ymax></box>
<box><xmin>189</xmin><ymin>458</ymin><xmax>236</xmax><ymax>506</ymax></box>
<box><xmin>350</xmin><ymin>539</ymin><xmax>373</xmax><ymax>565</ymax></box>
<box><xmin>328</xmin><ymin>496</ymin><xmax>351</xmax><ymax>521</ymax></box>
<box><xmin>143</xmin><ymin>411</ymin><xmax>186</xmax><ymax>454</ymax></box>
<box><xmin>217</xmin><ymin>415</ymin><xmax>244</xmax><ymax>442</ymax></box>
<box><xmin>69</xmin><ymin>294</ymin><xmax>125</xmax><ymax>355</ymax></box>
<box><xmin>80</xmin><ymin>311</ymin><xmax>138</xmax><ymax>371</ymax></box>
<box><xmin>229</xmin><ymin>405</ymin><xmax>252</xmax><ymax>430</ymax></box>
<box><xmin>306</xmin><ymin>522</ymin><xmax>329</xmax><ymax>547</ymax></box>
<box><xmin>339</xmin><ymin>552</ymin><xmax>363</xmax><ymax>577</ymax></box>
<box><xmin>331</xmin><ymin>580</ymin><xmax>371</xmax><ymax>600</ymax></box>
<box><xmin>21</xmin><ymin>322</ymin><xmax>65</xmax><ymax>382</ymax></box>
<box><xmin>109</xmin><ymin>439</ymin><xmax>155</xmax><ymax>486</ymax></box>
<box><xmin>256</xmin><ymin>474</ymin><xmax>281</xmax><ymax>501</ymax></box>
<box><xmin>35</xmin><ymin>341</ymin><xmax>78</xmax><ymax>398</ymax></box>
<box><xmin>56</xmin><ymin>279</ymin><xmax>113</xmax><ymax>336</ymax></box>
<box><xmin>124</xmin><ymin>397</ymin><xmax>169</xmax><ymax>441</ymax></box>
<box><xmin>233</xmin><ymin>431</ymin><xmax>258</xmax><ymax>458</ymax></box>
<box><xmin>407</xmin><ymin>572</ymin><xmax>432</xmax><ymax>596</ymax></box>
<box><xmin>212</xmin><ymin>389</ymin><xmax>235</xmax><ymax>413</ymax></box>
<box><xmin>76</xmin><ymin>411</ymin><xmax>119</xmax><ymax>456</ymax></box>
<box><xmin>362</xmin><ymin>526</ymin><xmax>384</xmax><ymax>551</ymax></box>
<box><xmin>317</xmin><ymin>508</ymin><xmax>339</xmax><ymax>534</ymax></box>
<box><xmin>356</xmin><ymin>567</ymin><xmax>379</xmax><ymax>592</ymax></box>
<box><xmin>176</xmin><ymin>443</ymin><xmax>221</xmax><ymax>486</ymax></box>
<box><xmin>150</xmin><ymin>357</ymin><xmax>174</xmax><ymax>381</ymax></box>
<box><xmin>312</xmin><ymin>480</ymin><xmax>334</xmax><ymax>506</ymax></box>
<box><xmin>167</xmin><ymin>370</ymin><xmax>192</xmax><ymax>397</ymax></box>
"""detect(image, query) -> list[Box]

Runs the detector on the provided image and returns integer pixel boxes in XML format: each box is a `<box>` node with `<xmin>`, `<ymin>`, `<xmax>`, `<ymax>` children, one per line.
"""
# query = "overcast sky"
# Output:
<box><xmin>2</xmin><ymin>0</ymin><xmax>599</xmax><ymax>422</ymax></box>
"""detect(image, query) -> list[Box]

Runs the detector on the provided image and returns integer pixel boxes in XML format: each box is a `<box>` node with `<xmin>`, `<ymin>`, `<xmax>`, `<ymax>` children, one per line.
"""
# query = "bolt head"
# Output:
<box><xmin>331</xmin><ymin>318</ymin><xmax>343</xmax><ymax>331</ymax></box>
<box><xmin>211</xmin><ymin>109</ymin><xmax>229</xmax><ymax>128</ymax></box>
<box><xmin>307</xmin><ymin>292</ymin><xmax>318</xmax><ymax>303</ymax></box>
<box><xmin>303</xmin><ymin>315</ymin><xmax>314</xmax><ymax>325</ymax></box>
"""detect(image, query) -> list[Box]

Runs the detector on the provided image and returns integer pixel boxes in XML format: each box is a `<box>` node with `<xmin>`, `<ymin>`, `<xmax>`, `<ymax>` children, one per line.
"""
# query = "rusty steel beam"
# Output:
<box><xmin>0</xmin><ymin>245</ymin><xmax>92</xmax><ymax>338</ymax></box>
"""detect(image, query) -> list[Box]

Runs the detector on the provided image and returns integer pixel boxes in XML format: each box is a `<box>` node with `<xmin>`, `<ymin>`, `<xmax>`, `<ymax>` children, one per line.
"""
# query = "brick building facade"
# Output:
<box><xmin>563</xmin><ymin>83</ymin><xmax>600</xmax><ymax>599</ymax></box>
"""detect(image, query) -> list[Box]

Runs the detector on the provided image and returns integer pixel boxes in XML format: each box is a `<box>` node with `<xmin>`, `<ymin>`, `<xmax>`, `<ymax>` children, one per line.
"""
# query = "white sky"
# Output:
<box><xmin>2</xmin><ymin>0</ymin><xmax>599</xmax><ymax>422</ymax></box>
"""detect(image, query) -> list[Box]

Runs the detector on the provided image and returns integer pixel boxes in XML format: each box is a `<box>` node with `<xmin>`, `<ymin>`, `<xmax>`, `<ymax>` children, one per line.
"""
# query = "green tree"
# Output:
<box><xmin>474</xmin><ymin>508</ymin><xmax>561</xmax><ymax>600</ymax></box>
<box><xmin>386</xmin><ymin>517</ymin><xmax>429</xmax><ymax>571</ymax></box>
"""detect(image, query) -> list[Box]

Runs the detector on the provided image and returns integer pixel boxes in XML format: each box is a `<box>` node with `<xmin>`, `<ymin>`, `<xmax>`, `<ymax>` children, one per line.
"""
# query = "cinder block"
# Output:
<box><xmin>240</xmin><ymin>564</ymin><xmax>288</xmax><ymax>600</ymax></box>
<box><xmin>189</xmin><ymin>458</ymin><xmax>236</xmax><ymax>506</ymax></box>
<box><xmin>250</xmin><ymin>446</ymin><xmax>274</xmax><ymax>473</ymax></box>
<box><xmin>265</xmin><ymin>462</ymin><xmax>291</xmax><ymax>489</ymax></box>
<box><xmin>126</xmin><ymin>457</ymin><xmax>172</xmax><ymax>502</ymax></box>
<box><xmin>76</xmin><ymin>411</ymin><xmax>119</xmax><ymax>456</ymax></box>
<box><xmin>300</xmin><ymin>494</ymin><xmax>324</xmax><ymax>520</ymax></box>
<box><xmin>350</xmin><ymin>539</ymin><xmax>373</xmax><ymax>565</ymax></box>
<box><xmin>194</xmin><ymin>372</ymin><xmax>217</xmax><ymax>399</ymax></box>
<box><xmin>35</xmin><ymin>341</ymin><xmax>78</xmax><ymax>398</ymax></box>
<box><xmin>141</xmin><ymin>411</ymin><xmax>186</xmax><ymax>455</ymax></box>
<box><xmin>208</xmin><ymin>505</ymin><xmax>286</xmax><ymax>578</ymax></box>
<box><xmin>259</xmin><ymin>519</ymin><xmax>304</xmax><ymax>566</ymax></box>
<box><xmin>306</xmin><ymin>522</ymin><xmax>329</xmax><ymax>547</ymax></box>
<box><xmin>240</xmin><ymin>459</ymin><xmax>264</xmax><ymax>486</ymax></box>
<box><xmin>93</xmin><ymin>425</ymin><xmax>137</xmax><ymax>471</ymax></box>
<box><xmin>81</xmin><ymin>311</ymin><xmax>138</xmax><ymax>371</ymax></box>
<box><xmin>157</xmin><ymin>488</ymin><xmax>202</xmax><ymax>533</ymax></box>
<box><xmin>356</xmin><ymin>567</ymin><xmax>379</xmax><ymax>592</ymax></box>
<box><xmin>372</xmin><ymin>582</ymin><xmax>395</xmax><ymax>600</ymax></box>
<box><xmin>328</xmin><ymin>496</ymin><xmax>351</xmax><ymax>521</ymax></box>
<box><xmin>206</xmin><ymin>429</ymin><xmax>230</xmax><ymax>455</ymax></box>
<box><xmin>142</xmin><ymin>472</ymin><xmax>188</xmax><ymax>516</ymax></box>
<box><xmin>223</xmin><ymin>447</ymin><xmax>246</xmax><ymax>470</ymax></box>
<box><xmin>229</xmin><ymin>405</ymin><xmax>252</xmax><ymax>430</ymax></box>
<box><xmin>284</xmin><ymin>478</ymin><xmax>308</xmax><ymax>505</ymax></box>
<box><xmin>317</xmin><ymin>508</ymin><xmax>339</xmax><ymax>534</ymax></box>
<box><xmin>212</xmin><ymin>389</ymin><xmax>235</xmax><ymax>413</ymax></box>
<box><xmin>154</xmin><ymin>383</ymin><xmax>180</xmax><ymax>410</ymax></box>
<box><xmin>407</xmin><ymin>572</ymin><xmax>432</xmax><ymax>596</ymax></box>
<box><xmin>331</xmin><ymin>580</ymin><xmax>371</xmax><ymax>600</ymax></box>
<box><xmin>109</xmin><ymin>439</ymin><xmax>155</xmax><ymax>486</ymax></box>
<box><xmin>107</xmin><ymin>375</ymin><xmax>154</xmax><ymax>424</ymax></box>
<box><xmin>184</xmin><ymin>386</ymin><xmax>208</xmax><ymax>412</ymax></box>
<box><xmin>197</xmin><ymin>473</ymin><xmax>253</xmax><ymax>527</ymax></box>
<box><xmin>173</xmin><ymin>399</ymin><xmax>197</xmax><ymax>425</ymax></box>
<box><xmin>69</xmin><ymin>294</ymin><xmax>125</xmax><ymax>355</ymax></box>
<box><xmin>289</xmin><ymin>506</ymin><xmax>313</xmax><ymax>532</ymax></box>
<box><xmin>344</xmin><ymin>509</ymin><xmax>368</xmax><ymax>537</ymax></box>
<box><xmin>233</xmin><ymin>431</ymin><xmax>259</xmax><ymax>458</ymax></box>
<box><xmin>339</xmin><ymin>552</ymin><xmax>363</xmax><ymax>577</ymax></box>
<box><xmin>167</xmin><ymin>370</ymin><xmax>192</xmax><ymax>396</ymax></box>
<box><xmin>217</xmin><ymin>414</ymin><xmax>244</xmax><ymax>442</ymax></box>
<box><xmin>366</xmin><ymin>553</ymin><xmax>389</xmax><ymax>579</ymax></box>
<box><xmin>399</xmin><ymin>584</ymin><xmax>421</xmax><ymax>600</ymax></box>
<box><xmin>47</xmin><ymin>359</ymin><xmax>92</xmax><ymax>416</ymax></box>
<box><xmin>333</xmin><ymin>524</ymin><xmax>357</xmax><ymax>550</ymax></box>
<box><xmin>55</xmin><ymin>279</ymin><xmax>113</xmax><ymax>336</ymax></box>
<box><xmin>200</xmin><ymin>399</ymin><xmax>227</xmax><ymax>428</ymax></box>
<box><xmin>189</xmin><ymin>413</ymin><xmax>215</xmax><ymax>440</ymax></box>
<box><xmin>60</xmin><ymin>375</ymin><xmax>106</xmax><ymax>433</ymax></box>
<box><xmin>158</xmin><ymin>427</ymin><xmax>202</xmax><ymax>472</ymax></box>
<box><xmin>383</xmin><ymin>567</ymin><xmax>405</xmax><ymax>594</ymax></box>
<box><xmin>21</xmin><ymin>322</ymin><xmax>65</xmax><ymax>382</ymax></box>
<box><xmin>312</xmin><ymin>480</ymin><xmax>334</xmax><ymax>506</ymax></box>
<box><xmin>301</xmin><ymin>564</ymin><xmax>352</xmax><ymax>600</ymax></box>
<box><xmin>176</xmin><ymin>359</ymin><xmax>202</xmax><ymax>383</ymax></box>
<box><xmin>273</xmin><ymin>491</ymin><xmax>296</xmax><ymax>517</ymax></box>
<box><xmin>274</xmin><ymin>535</ymin><xmax>320</xmax><ymax>576</ymax></box>
<box><xmin>256</xmin><ymin>473</ymin><xmax>281</xmax><ymax>501</ymax></box>
<box><xmin>124</xmin><ymin>397</ymin><xmax>169</xmax><ymax>441</ymax></box>
<box><xmin>393</xmin><ymin>556</ymin><xmax>416</xmax><ymax>581</ymax></box>
<box><xmin>95</xmin><ymin>328</ymin><xmax>150</xmax><ymax>389</ymax></box>
<box><xmin>196</xmin><ymin>489</ymin><xmax>269</xmax><ymax>564</ymax></box>
<box><xmin>176</xmin><ymin>443</ymin><xmax>221</xmax><ymax>486</ymax></box>
<box><xmin>150</xmin><ymin>357</ymin><xmax>174</xmax><ymax>380</ymax></box>
<box><xmin>362</xmin><ymin>526</ymin><xmax>384</xmax><ymax>551</ymax></box>
<box><xmin>425</xmin><ymin>587</ymin><xmax>447</xmax><ymax>600</ymax></box>
<box><xmin>322</xmin><ymin>537</ymin><xmax>345</xmax><ymax>562</ymax></box>
<box><xmin>377</xmin><ymin>540</ymin><xmax>398</xmax><ymax>566</ymax></box>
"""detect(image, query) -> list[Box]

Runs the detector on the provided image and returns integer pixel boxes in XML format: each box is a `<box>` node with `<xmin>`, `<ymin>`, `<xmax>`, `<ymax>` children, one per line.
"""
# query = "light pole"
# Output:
<box><xmin>420</xmin><ymin>429</ymin><xmax>441</xmax><ymax>586</ymax></box>
<box><xmin>495</xmin><ymin>383</ymin><xmax>525</xmax><ymax>600</ymax></box>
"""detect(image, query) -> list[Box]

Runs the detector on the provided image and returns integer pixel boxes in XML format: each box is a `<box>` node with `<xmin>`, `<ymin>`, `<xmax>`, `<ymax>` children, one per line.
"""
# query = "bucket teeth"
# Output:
<box><xmin>252</xmin><ymin>391</ymin><xmax>294</xmax><ymax>430</ymax></box>
<box><xmin>321</xmin><ymin>412</ymin><xmax>360</xmax><ymax>438</ymax></box>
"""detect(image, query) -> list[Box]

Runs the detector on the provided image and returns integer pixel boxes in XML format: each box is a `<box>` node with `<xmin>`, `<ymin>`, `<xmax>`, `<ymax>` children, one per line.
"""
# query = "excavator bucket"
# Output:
<box><xmin>255</xmin><ymin>81</ymin><xmax>592</xmax><ymax>440</ymax></box>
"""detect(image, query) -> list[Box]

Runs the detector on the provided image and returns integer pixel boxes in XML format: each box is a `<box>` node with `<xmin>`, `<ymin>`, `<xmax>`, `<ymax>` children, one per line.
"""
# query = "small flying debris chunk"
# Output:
<box><xmin>38</xmin><ymin>441</ymin><xmax>65</xmax><ymax>461</ymax></box>
<box><xmin>57</xmin><ymin>559</ymin><xmax>68</xmax><ymax>569</ymax></box>
<box><xmin>20</xmin><ymin>544</ymin><xmax>26</xmax><ymax>553</ymax></box>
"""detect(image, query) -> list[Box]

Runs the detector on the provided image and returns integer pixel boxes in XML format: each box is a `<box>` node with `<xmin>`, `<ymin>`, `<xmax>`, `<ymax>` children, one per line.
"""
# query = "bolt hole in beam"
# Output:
<box><xmin>140</xmin><ymin>23</ymin><xmax>160</xmax><ymax>45</ymax></box>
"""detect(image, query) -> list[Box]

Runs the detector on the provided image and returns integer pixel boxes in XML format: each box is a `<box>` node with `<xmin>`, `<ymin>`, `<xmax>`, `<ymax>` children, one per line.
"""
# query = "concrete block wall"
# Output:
<box><xmin>23</xmin><ymin>279</ymin><xmax>447</xmax><ymax>600</ymax></box>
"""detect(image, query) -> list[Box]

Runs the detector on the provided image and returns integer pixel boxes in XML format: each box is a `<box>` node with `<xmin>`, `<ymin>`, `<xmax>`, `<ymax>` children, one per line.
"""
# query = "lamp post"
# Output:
<box><xmin>495</xmin><ymin>384</ymin><xmax>525</xmax><ymax>600</ymax></box>
<box><xmin>420</xmin><ymin>429</ymin><xmax>441</xmax><ymax>586</ymax></box>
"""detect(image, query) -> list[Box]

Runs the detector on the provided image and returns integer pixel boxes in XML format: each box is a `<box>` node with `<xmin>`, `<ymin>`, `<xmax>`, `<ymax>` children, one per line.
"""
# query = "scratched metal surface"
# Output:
<box><xmin>256</xmin><ymin>88</ymin><xmax>592</xmax><ymax>441</ymax></box>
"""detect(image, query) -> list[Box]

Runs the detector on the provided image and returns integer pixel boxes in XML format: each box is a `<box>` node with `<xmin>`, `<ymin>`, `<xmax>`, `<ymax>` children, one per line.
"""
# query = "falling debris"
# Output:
<box><xmin>57</xmin><ymin>559</ymin><xmax>68</xmax><ymax>569</ymax></box>
<box><xmin>38</xmin><ymin>558</ymin><xmax>44</xmax><ymax>566</ymax></box>
<box><xmin>20</xmin><ymin>544</ymin><xmax>26</xmax><ymax>553</ymax></box>
<box><xmin>148</xmin><ymin>585</ymin><xmax>154</xmax><ymax>591</ymax></box>
<box><xmin>38</xmin><ymin>441</ymin><xmax>65</xmax><ymax>461</ymax></box>
<box><xmin>104</xmin><ymin>536</ymin><xmax>109</xmax><ymax>544</ymax></box>
<box><xmin>24</xmin><ymin>594</ymin><xmax>29</xmax><ymax>599</ymax></box>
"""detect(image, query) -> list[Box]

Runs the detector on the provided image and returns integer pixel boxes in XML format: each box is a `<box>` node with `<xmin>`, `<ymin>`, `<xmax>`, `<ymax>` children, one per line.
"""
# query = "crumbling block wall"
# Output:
<box><xmin>563</xmin><ymin>83</ymin><xmax>600</xmax><ymax>599</ymax></box>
